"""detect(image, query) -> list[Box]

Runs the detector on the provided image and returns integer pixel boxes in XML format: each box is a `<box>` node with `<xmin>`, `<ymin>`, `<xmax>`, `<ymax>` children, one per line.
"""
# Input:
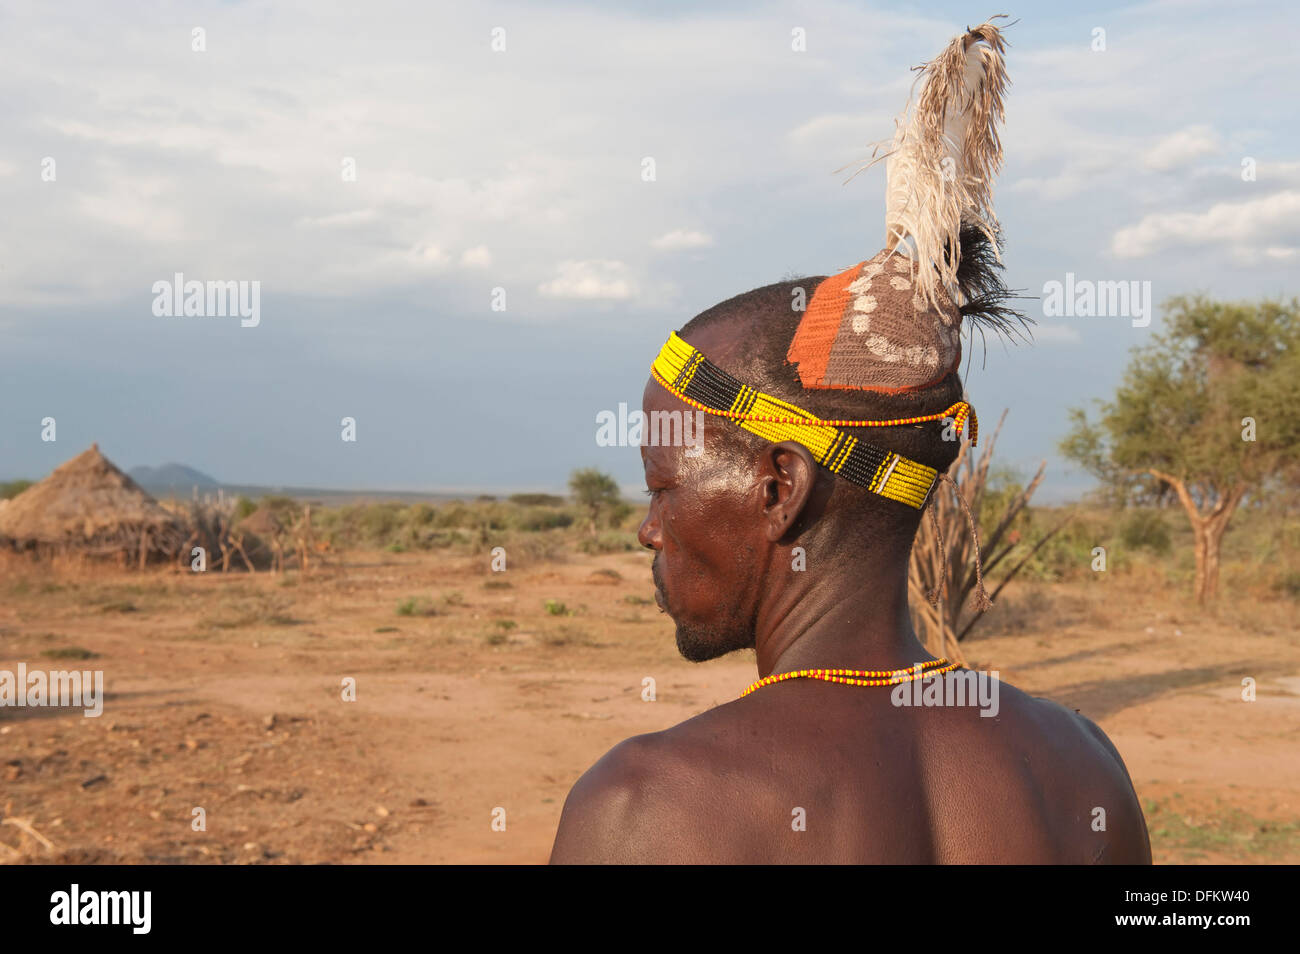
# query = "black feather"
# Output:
<box><xmin>950</xmin><ymin>223</ymin><xmax>1034</xmax><ymax>355</ymax></box>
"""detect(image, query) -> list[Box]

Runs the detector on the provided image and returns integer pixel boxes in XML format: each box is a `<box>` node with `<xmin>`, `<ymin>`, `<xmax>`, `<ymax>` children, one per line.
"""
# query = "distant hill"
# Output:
<box><xmin>124</xmin><ymin>462</ymin><xmax>570</xmax><ymax>506</ymax></box>
<box><xmin>129</xmin><ymin>463</ymin><xmax>220</xmax><ymax>490</ymax></box>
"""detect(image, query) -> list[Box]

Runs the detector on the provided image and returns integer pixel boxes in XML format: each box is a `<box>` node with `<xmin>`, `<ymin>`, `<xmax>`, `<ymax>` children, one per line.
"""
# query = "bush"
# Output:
<box><xmin>576</xmin><ymin>531</ymin><xmax>639</xmax><ymax>555</ymax></box>
<box><xmin>1121</xmin><ymin>509</ymin><xmax>1172</xmax><ymax>555</ymax></box>
<box><xmin>1</xmin><ymin>479</ymin><xmax>33</xmax><ymax>500</ymax></box>
<box><xmin>509</xmin><ymin>493</ymin><xmax>565</xmax><ymax>507</ymax></box>
<box><xmin>396</xmin><ymin>597</ymin><xmax>438</xmax><ymax>617</ymax></box>
<box><xmin>42</xmin><ymin>647</ymin><xmax>99</xmax><ymax>660</ymax></box>
<box><xmin>1015</xmin><ymin>507</ymin><xmax>1114</xmax><ymax>582</ymax></box>
<box><xmin>508</xmin><ymin>531</ymin><xmax>569</xmax><ymax>567</ymax></box>
<box><xmin>507</xmin><ymin>506</ymin><xmax>575</xmax><ymax>532</ymax></box>
<box><xmin>1273</xmin><ymin>571</ymin><xmax>1300</xmax><ymax>599</ymax></box>
<box><xmin>260</xmin><ymin>495</ymin><xmax>302</xmax><ymax>521</ymax></box>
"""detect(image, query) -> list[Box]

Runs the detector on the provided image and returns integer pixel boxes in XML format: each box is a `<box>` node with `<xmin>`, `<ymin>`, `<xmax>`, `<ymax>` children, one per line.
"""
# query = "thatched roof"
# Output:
<box><xmin>236</xmin><ymin>505</ymin><xmax>285</xmax><ymax>537</ymax></box>
<box><xmin>0</xmin><ymin>444</ymin><xmax>186</xmax><ymax>554</ymax></box>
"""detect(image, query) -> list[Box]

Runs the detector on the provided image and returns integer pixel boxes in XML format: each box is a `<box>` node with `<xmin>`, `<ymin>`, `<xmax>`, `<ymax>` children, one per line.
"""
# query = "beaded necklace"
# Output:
<box><xmin>740</xmin><ymin>657</ymin><xmax>959</xmax><ymax>697</ymax></box>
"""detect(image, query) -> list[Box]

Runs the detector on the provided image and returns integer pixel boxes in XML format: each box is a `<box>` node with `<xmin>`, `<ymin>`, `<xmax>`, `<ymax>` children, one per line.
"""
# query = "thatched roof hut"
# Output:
<box><xmin>236</xmin><ymin>505</ymin><xmax>285</xmax><ymax>538</ymax></box>
<box><xmin>0</xmin><ymin>444</ymin><xmax>187</xmax><ymax>562</ymax></box>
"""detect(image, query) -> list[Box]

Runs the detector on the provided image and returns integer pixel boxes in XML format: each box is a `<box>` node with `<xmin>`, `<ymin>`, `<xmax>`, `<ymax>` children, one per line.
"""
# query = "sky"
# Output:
<box><xmin>1</xmin><ymin>0</ymin><xmax>1297</xmax><ymax>502</ymax></box>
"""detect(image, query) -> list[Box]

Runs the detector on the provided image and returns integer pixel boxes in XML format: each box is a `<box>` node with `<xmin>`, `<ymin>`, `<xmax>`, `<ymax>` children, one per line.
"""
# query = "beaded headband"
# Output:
<box><xmin>650</xmin><ymin>331</ymin><xmax>977</xmax><ymax>511</ymax></box>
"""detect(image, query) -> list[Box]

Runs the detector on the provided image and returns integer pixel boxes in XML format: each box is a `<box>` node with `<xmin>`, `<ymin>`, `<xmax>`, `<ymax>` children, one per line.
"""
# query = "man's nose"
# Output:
<box><xmin>637</xmin><ymin>509</ymin><xmax>660</xmax><ymax>550</ymax></box>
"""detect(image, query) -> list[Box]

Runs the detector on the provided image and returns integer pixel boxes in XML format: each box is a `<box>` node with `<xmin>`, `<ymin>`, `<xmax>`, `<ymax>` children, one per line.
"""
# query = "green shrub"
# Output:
<box><xmin>507</xmin><ymin>506</ymin><xmax>575</xmax><ymax>532</ymax></box>
<box><xmin>42</xmin><ymin>647</ymin><xmax>99</xmax><ymax>660</ymax></box>
<box><xmin>1</xmin><ymin>479</ymin><xmax>33</xmax><ymax>500</ymax></box>
<box><xmin>1273</xmin><ymin>571</ymin><xmax>1300</xmax><ymax>599</ymax></box>
<box><xmin>576</xmin><ymin>531</ymin><xmax>638</xmax><ymax>555</ymax></box>
<box><xmin>396</xmin><ymin>597</ymin><xmax>438</xmax><ymax>617</ymax></box>
<box><xmin>1121</xmin><ymin>509</ymin><xmax>1172</xmax><ymax>555</ymax></box>
<box><xmin>509</xmin><ymin>493</ymin><xmax>566</xmax><ymax>507</ymax></box>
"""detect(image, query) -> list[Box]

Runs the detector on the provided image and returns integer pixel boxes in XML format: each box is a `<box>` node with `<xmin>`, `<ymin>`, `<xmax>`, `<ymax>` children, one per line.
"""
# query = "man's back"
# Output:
<box><xmin>550</xmin><ymin>675</ymin><xmax>1151</xmax><ymax>864</ymax></box>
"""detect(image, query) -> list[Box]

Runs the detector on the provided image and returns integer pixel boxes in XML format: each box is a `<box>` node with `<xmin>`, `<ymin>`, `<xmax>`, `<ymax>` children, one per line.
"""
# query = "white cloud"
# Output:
<box><xmin>787</xmin><ymin>113</ymin><xmax>868</xmax><ymax>144</ymax></box>
<box><xmin>1005</xmin><ymin>148</ymin><xmax>1128</xmax><ymax>201</ymax></box>
<box><xmin>650</xmin><ymin>229</ymin><xmax>714</xmax><ymax>251</ymax></box>
<box><xmin>413</xmin><ymin>244</ymin><xmax>451</xmax><ymax>267</ymax></box>
<box><xmin>538</xmin><ymin>260</ymin><xmax>634</xmax><ymax>300</ymax></box>
<box><xmin>1111</xmin><ymin>189</ymin><xmax>1300</xmax><ymax>258</ymax></box>
<box><xmin>297</xmin><ymin>209</ymin><xmax>378</xmax><ymax>228</ymax></box>
<box><xmin>1143</xmin><ymin>125</ymin><xmax>1220</xmax><ymax>172</ymax></box>
<box><xmin>1</xmin><ymin>0</ymin><xmax>1296</xmax><ymax>320</ymax></box>
<box><xmin>460</xmin><ymin>245</ymin><xmax>492</xmax><ymax>267</ymax></box>
<box><xmin>1254</xmin><ymin>161</ymin><xmax>1300</xmax><ymax>187</ymax></box>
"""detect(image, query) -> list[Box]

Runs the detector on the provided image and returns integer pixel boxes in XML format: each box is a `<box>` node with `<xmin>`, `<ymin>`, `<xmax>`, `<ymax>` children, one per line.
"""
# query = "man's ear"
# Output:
<box><xmin>758</xmin><ymin>440</ymin><xmax>818</xmax><ymax>542</ymax></box>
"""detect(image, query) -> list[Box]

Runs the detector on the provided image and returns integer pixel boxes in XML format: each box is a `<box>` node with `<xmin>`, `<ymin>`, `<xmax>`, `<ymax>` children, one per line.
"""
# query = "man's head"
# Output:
<box><xmin>636</xmin><ymin>17</ymin><xmax>1021</xmax><ymax>663</ymax></box>
<box><xmin>638</xmin><ymin>276</ymin><xmax>968</xmax><ymax>662</ymax></box>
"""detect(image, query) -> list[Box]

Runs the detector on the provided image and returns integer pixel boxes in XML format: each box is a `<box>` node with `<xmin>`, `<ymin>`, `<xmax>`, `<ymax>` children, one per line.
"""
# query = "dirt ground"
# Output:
<box><xmin>1</xmin><ymin>547</ymin><xmax>1296</xmax><ymax>864</ymax></box>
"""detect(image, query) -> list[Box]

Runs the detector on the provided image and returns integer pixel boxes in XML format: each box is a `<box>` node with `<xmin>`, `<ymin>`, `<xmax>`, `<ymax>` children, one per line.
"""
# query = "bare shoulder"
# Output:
<box><xmin>548</xmin><ymin>707</ymin><xmax>735</xmax><ymax>864</ymax></box>
<box><xmin>996</xmin><ymin>681</ymin><xmax>1153</xmax><ymax>863</ymax></box>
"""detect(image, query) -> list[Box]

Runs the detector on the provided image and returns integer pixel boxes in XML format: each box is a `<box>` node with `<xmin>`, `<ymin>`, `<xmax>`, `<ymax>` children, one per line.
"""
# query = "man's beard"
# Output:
<box><xmin>675</xmin><ymin>622</ymin><xmax>751</xmax><ymax>662</ymax></box>
<box><xmin>654</xmin><ymin>556</ymin><xmax>753</xmax><ymax>662</ymax></box>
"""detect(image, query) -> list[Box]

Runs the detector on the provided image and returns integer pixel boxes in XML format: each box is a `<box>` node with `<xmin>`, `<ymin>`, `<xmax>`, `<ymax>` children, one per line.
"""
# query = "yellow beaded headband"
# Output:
<box><xmin>650</xmin><ymin>332</ymin><xmax>977</xmax><ymax>510</ymax></box>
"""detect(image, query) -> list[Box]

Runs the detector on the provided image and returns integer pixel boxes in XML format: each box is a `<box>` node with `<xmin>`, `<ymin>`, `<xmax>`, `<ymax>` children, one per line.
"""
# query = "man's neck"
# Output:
<box><xmin>753</xmin><ymin>550</ymin><xmax>932</xmax><ymax>677</ymax></box>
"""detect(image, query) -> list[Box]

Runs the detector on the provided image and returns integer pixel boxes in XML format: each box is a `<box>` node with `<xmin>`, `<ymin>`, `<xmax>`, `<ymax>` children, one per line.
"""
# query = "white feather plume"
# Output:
<box><xmin>874</xmin><ymin>19</ymin><xmax>1010</xmax><ymax>310</ymax></box>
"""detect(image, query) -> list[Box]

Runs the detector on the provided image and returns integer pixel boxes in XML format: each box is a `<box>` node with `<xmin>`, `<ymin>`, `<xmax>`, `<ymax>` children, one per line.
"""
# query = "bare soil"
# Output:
<box><xmin>1</xmin><ymin>549</ymin><xmax>1296</xmax><ymax>864</ymax></box>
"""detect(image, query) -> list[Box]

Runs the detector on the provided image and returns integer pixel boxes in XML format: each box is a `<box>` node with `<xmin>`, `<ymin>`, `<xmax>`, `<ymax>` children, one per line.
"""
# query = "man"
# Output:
<box><xmin>550</xmin><ymin>20</ymin><xmax>1150</xmax><ymax>864</ymax></box>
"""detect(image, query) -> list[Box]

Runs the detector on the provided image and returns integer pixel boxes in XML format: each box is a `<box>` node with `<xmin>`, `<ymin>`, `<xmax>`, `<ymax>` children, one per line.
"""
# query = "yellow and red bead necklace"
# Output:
<box><xmin>740</xmin><ymin>657</ymin><xmax>959</xmax><ymax>697</ymax></box>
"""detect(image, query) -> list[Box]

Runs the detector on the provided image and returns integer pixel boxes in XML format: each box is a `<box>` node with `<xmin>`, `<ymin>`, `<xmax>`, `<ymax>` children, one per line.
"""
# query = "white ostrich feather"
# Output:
<box><xmin>858</xmin><ymin>19</ymin><xmax>1011</xmax><ymax>311</ymax></box>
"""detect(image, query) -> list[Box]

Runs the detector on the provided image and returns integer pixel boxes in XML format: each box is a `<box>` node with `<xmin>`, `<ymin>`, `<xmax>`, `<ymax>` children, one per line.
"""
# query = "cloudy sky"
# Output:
<box><xmin>1</xmin><ymin>0</ymin><xmax>1296</xmax><ymax>500</ymax></box>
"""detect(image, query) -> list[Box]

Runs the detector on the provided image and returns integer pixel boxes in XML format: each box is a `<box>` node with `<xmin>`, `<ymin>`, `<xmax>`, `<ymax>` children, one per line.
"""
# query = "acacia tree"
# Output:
<box><xmin>1061</xmin><ymin>296</ymin><xmax>1300</xmax><ymax>603</ymax></box>
<box><xmin>569</xmin><ymin>468</ymin><xmax>626</xmax><ymax>536</ymax></box>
